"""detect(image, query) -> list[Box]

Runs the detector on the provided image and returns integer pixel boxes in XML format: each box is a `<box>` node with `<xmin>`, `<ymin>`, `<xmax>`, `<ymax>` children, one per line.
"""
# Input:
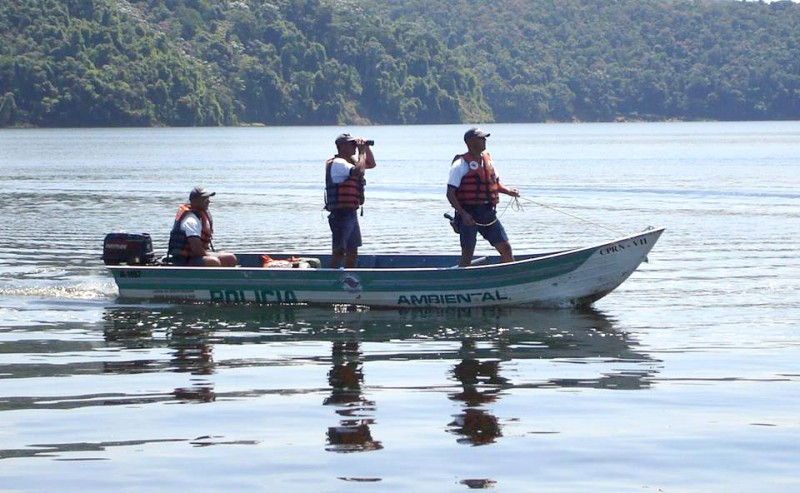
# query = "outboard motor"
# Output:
<box><xmin>102</xmin><ymin>232</ymin><xmax>155</xmax><ymax>265</ymax></box>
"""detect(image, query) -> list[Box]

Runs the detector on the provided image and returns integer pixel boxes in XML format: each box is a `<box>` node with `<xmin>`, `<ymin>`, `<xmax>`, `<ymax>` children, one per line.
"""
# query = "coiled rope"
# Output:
<box><xmin>471</xmin><ymin>196</ymin><xmax>522</xmax><ymax>227</ymax></box>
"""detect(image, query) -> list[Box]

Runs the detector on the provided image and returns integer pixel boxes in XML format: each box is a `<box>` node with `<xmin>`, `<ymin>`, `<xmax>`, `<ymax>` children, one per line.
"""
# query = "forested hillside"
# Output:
<box><xmin>376</xmin><ymin>0</ymin><xmax>800</xmax><ymax>122</ymax></box>
<box><xmin>1</xmin><ymin>0</ymin><xmax>798</xmax><ymax>127</ymax></box>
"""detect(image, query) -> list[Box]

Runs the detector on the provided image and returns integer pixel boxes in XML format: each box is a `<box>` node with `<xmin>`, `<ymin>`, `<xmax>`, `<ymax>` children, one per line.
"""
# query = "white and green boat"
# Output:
<box><xmin>105</xmin><ymin>227</ymin><xmax>664</xmax><ymax>308</ymax></box>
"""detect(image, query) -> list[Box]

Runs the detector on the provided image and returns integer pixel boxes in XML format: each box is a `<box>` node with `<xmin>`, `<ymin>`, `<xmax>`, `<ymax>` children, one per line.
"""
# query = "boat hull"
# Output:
<box><xmin>106</xmin><ymin>228</ymin><xmax>664</xmax><ymax>308</ymax></box>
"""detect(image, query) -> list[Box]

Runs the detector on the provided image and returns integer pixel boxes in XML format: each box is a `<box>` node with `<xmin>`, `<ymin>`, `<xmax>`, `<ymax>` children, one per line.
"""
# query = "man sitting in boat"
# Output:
<box><xmin>447</xmin><ymin>128</ymin><xmax>520</xmax><ymax>267</ymax></box>
<box><xmin>325</xmin><ymin>133</ymin><xmax>377</xmax><ymax>268</ymax></box>
<box><xmin>165</xmin><ymin>187</ymin><xmax>238</xmax><ymax>267</ymax></box>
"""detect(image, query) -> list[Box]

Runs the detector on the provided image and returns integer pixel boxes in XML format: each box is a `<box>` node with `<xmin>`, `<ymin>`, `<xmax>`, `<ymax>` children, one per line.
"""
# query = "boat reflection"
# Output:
<box><xmin>100</xmin><ymin>303</ymin><xmax>656</xmax><ymax>383</ymax></box>
<box><xmin>95</xmin><ymin>303</ymin><xmax>658</xmax><ymax>450</ymax></box>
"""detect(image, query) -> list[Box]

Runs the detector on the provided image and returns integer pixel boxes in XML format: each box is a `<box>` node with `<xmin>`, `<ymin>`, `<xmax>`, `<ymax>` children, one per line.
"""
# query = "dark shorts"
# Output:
<box><xmin>459</xmin><ymin>204</ymin><xmax>509</xmax><ymax>250</ymax></box>
<box><xmin>169</xmin><ymin>255</ymin><xmax>205</xmax><ymax>266</ymax></box>
<box><xmin>329</xmin><ymin>209</ymin><xmax>362</xmax><ymax>251</ymax></box>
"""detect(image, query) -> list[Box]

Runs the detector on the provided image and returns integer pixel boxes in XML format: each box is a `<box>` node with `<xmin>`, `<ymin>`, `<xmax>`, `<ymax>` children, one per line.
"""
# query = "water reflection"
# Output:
<box><xmin>7</xmin><ymin>303</ymin><xmax>658</xmax><ymax>406</ymax></box>
<box><xmin>103</xmin><ymin>310</ymin><xmax>217</xmax><ymax>403</ymax></box>
<box><xmin>447</xmin><ymin>339</ymin><xmax>508</xmax><ymax>446</ymax></box>
<box><xmin>324</xmin><ymin>340</ymin><xmax>382</xmax><ymax>453</ymax></box>
<box><xmin>0</xmin><ymin>303</ymin><xmax>659</xmax><ymax>459</ymax></box>
<box><xmin>169</xmin><ymin>326</ymin><xmax>216</xmax><ymax>403</ymax></box>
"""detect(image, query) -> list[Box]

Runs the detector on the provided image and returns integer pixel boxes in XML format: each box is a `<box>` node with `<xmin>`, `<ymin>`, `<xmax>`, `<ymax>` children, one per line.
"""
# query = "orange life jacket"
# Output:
<box><xmin>167</xmin><ymin>204</ymin><xmax>214</xmax><ymax>260</ymax></box>
<box><xmin>325</xmin><ymin>157</ymin><xmax>365</xmax><ymax>211</ymax></box>
<box><xmin>454</xmin><ymin>151</ymin><xmax>499</xmax><ymax>206</ymax></box>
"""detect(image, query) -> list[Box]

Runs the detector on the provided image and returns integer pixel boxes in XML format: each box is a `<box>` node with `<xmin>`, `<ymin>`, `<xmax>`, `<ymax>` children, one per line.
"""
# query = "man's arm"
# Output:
<box><xmin>186</xmin><ymin>236</ymin><xmax>207</xmax><ymax>257</ymax></box>
<box><xmin>446</xmin><ymin>186</ymin><xmax>463</xmax><ymax>214</ymax></box>
<box><xmin>361</xmin><ymin>145</ymin><xmax>376</xmax><ymax>169</ymax></box>
<box><xmin>181</xmin><ymin>214</ymin><xmax>208</xmax><ymax>257</ymax></box>
<box><xmin>447</xmin><ymin>185</ymin><xmax>475</xmax><ymax>227</ymax></box>
<box><xmin>355</xmin><ymin>139</ymin><xmax>376</xmax><ymax>170</ymax></box>
<box><xmin>497</xmin><ymin>180</ymin><xmax>520</xmax><ymax>197</ymax></box>
<box><xmin>447</xmin><ymin>159</ymin><xmax>475</xmax><ymax>226</ymax></box>
<box><xmin>349</xmin><ymin>144</ymin><xmax>375</xmax><ymax>179</ymax></box>
<box><xmin>350</xmin><ymin>159</ymin><xmax>366</xmax><ymax>179</ymax></box>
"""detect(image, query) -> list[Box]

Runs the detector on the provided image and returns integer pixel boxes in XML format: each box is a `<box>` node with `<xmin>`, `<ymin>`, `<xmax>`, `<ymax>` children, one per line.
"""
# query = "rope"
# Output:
<box><xmin>473</xmin><ymin>218</ymin><xmax>497</xmax><ymax>227</ymax></box>
<box><xmin>464</xmin><ymin>195</ymin><xmax>624</xmax><ymax>236</ymax></box>
<box><xmin>515</xmin><ymin>195</ymin><xmax>625</xmax><ymax>236</ymax></box>
<box><xmin>469</xmin><ymin>195</ymin><xmax>522</xmax><ymax>226</ymax></box>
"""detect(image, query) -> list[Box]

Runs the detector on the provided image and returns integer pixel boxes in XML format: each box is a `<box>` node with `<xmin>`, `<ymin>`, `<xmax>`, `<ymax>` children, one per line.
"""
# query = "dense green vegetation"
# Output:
<box><xmin>1</xmin><ymin>0</ymin><xmax>798</xmax><ymax>127</ymax></box>
<box><xmin>380</xmin><ymin>0</ymin><xmax>800</xmax><ymax>122</ymax></box>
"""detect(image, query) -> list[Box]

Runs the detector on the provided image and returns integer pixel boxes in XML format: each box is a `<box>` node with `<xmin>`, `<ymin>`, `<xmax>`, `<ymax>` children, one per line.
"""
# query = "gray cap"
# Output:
<box><xmin>464</xmin><ymin>127</ymin><xmax>490</xmax><ymax>141</ymax></box>
<box><xmin>189</xmin><ymin>187</ymin><xmax>215</xmax><ymax>200</ymax></box>
<box><xmin>335</xmin><ymin>133</ymin><xmax>357</xmax><ymax>145</ymax></box>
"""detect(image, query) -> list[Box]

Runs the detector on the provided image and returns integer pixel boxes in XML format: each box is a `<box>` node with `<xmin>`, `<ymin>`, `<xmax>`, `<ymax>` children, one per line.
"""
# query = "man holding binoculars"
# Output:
<box><xmin>324</xmin><ymin>133</ymin><xmax>377</xmax><ymax>268</ymax></box>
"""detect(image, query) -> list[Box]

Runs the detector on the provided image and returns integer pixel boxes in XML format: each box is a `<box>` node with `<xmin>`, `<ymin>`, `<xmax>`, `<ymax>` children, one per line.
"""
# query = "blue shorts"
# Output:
<box><xmin>329</xmin><ymin>209</ymin><xmax>362</xmax><ymax>251</ymax></box>
<box><xmin>459</xmin><ymin>204</ymin><xmax>509</xmax><ymax>250</ymax></box>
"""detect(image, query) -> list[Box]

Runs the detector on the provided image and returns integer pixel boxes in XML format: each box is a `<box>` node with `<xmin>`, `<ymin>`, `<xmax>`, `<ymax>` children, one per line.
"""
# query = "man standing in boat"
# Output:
<box><xmin>325</xmin><ymin>133</ymin><xmax>377</xmax><ymax>268</ymax></box>
<box><xmin>447</xmin><ymin>128</ymin><xmax>519</xmax><ymax>267</ymax></box>
<box><xmin>166</xmin><ymin>187</ymin><xmax>238</xmax><ymax>267</ymax></box>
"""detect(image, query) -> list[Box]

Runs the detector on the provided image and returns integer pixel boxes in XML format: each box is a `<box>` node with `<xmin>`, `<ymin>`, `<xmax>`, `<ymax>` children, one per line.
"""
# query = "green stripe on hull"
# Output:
<box><xmin>113</xmin><ymin>249</ymin><xmax>593</xmax><ymax>297</ymax></box>
<box><xmin>109</xmin><ymin>228</ymin><xmax>664</xmax><ymax>308</ymax></box>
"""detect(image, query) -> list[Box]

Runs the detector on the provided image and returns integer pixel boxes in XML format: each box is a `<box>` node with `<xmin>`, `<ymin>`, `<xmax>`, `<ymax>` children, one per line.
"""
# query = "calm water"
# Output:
<box><xmin>1</xmin><ymin>122</ymin><xmax>799</xmax><ymax>492</ymax></box>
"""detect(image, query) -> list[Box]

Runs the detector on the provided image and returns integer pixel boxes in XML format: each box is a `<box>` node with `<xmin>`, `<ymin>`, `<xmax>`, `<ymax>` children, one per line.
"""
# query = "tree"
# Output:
<box><xmin>0</xmin><ymin>92</ymin><xmax>17</xmax><ymax>126</ymax></box>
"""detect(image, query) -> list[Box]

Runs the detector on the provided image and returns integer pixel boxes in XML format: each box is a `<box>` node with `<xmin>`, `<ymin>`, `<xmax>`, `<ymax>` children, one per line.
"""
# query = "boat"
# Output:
<box><xmin>104</xmin><ymin>227</ymin><xmax>664</xmax><ymax>308</ymax></box>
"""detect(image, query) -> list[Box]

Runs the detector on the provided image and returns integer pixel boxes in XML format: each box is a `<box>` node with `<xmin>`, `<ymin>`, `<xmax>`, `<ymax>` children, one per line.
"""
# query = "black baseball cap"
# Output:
<box><xmin>189</xmin><ymin>187</ymin><xmax>215</xmax><ymax>200</ymax></box>
<box><xmin>335</xmin><ymin>133</ymin><xmax>357</xmax><ymax>145</ymax></box>
<box><xmin>464</xmin><ymin>127</ymin><xmax>490</xmax><ymax>141</ymax></box>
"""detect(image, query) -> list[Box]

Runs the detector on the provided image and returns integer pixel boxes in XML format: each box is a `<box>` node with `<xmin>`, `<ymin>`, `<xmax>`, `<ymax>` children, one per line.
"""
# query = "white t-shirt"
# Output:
<box><xmin>180</xmin><ymin>212</ymin><xmax>202</xmax><ymax>237</ymax></box>
<box><xmin>329</xmin><ymin>157</ymin><xmax>355</xmax><ymax>184</ymax></box>
<box><xmin>448</xmin><ymin>157</ymin><xmax>470</xmax><ymax>188</ymax></box>
<box><xmin>450</xmin><ymin>156</ymin><xmax>499</xmax><ymax>188</ymax></box>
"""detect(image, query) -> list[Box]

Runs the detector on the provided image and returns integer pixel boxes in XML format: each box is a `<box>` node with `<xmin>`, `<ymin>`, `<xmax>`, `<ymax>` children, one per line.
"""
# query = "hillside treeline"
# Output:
<box><xmin>1</xmin><ymin>0</ymin><xmax>798</xmax><ymax>127</ymax></box>
<box><xmin>380</xmin><ymin>0</ymin><xmax>800</xmax><ymax>122</ymax></box>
